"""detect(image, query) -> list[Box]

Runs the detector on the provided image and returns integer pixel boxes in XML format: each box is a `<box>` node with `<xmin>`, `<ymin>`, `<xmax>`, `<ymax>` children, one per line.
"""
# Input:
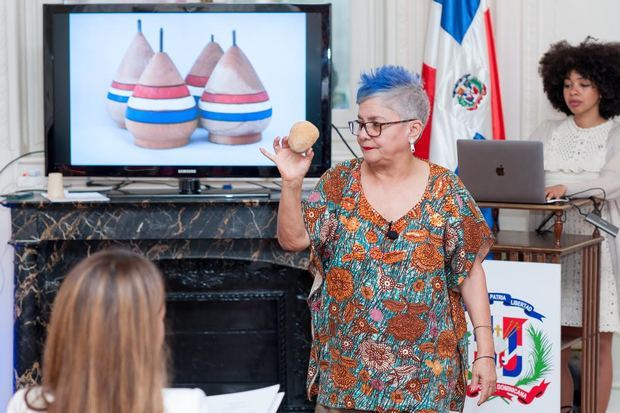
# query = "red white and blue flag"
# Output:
<box><xmin>419</xmin><ymin>0</ymin><xmax>505</xmax><ymax>170</ymax></box>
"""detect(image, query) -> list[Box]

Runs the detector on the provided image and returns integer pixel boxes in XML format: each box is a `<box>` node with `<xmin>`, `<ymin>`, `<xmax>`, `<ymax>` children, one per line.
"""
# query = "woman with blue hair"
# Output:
<box><xmin>261</xmin><ymin>65</ymin><xmax>496</xmax><ymax>412</ymax></box>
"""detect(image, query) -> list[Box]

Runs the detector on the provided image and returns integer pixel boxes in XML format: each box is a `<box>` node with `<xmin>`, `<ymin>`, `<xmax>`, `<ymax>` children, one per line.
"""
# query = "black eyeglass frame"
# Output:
<box><xmin>347</xmin><ymin>118</ymin><xmax>417</xmax><ymax>137</ymax></box>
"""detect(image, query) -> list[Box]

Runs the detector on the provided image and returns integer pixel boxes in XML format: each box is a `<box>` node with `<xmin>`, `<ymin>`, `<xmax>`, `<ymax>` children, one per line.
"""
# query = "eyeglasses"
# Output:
<box><xmin>348</xmin><ymin>119</ymin><xmax>416</xmax><ymax>138</ymax></box>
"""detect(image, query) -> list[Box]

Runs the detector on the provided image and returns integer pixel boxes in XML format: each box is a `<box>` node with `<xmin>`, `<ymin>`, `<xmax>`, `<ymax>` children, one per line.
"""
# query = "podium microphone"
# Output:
<box><xmin>386</xmin><ymin>221</ymin><xmax>399</xmax><ymax>240</ymax></box>
<box><xmin>585</xmin><ymin>211</ymin><xmax>619</xmax><ymax>237</ymax></box>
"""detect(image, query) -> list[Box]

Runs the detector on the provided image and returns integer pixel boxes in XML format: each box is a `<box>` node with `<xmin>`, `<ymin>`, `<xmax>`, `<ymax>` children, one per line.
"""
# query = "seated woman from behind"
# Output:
<box><xmin>6</xmin><ymin>249</ymin><xmax>208</xmax><ymax>413</ymax></box>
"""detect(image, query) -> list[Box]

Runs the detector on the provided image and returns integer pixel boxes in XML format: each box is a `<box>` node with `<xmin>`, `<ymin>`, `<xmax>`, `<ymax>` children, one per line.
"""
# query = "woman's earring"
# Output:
<box><xmin>409</xmin><ymin>139</ymin><xmax>416</xmax><ymax>154</ymax></box>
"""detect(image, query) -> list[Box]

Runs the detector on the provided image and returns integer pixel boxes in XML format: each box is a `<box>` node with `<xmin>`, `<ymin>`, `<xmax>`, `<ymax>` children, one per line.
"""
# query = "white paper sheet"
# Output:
<box><xmin>204</xmin><ymin>384</ymin><xmax>282</xmax><ymax>413</ymax></box>
<box><xmin>42</xmin><ymin>191</ymin><xmax>109</xmax><ymax>202</ymax></box>
<box><xmin>268</xmin><ymin>392</ymin><xmax>285</xmax><ymax>413</ymax></box>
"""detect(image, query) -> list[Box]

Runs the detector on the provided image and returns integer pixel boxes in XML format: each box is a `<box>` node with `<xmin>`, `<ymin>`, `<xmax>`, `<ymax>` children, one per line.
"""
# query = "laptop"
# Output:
<box><xmin>456</xmin><ymin>140</ymin><xmax>553</xmax><ymax>204</ymax></box>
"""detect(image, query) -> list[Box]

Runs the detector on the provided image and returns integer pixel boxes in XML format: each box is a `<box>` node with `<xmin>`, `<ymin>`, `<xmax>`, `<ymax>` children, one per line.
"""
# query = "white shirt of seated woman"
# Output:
<box><xmin>6</xmin><ymin>387</ymin><xmax>209</xmax><ymax>413</ymax></box>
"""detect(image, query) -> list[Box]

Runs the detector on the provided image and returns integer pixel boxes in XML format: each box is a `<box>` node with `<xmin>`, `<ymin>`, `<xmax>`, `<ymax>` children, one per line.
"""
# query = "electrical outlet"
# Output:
<box><xmin>17</xmin><ymin>175</ymin><xmax>45</xmax><ymax>190</ymax></box>
<box><xmin>15</xmin><ymin>157</ymin><xmax>45</xmax><ymax>190</ymax></box>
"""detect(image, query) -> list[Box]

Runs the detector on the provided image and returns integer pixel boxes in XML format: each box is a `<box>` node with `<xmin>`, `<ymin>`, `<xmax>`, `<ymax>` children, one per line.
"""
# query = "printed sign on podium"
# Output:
<box><xmin>464</xmin><ymin>260</ymin><xmax>561</xmax><ymax>412</ymax></box>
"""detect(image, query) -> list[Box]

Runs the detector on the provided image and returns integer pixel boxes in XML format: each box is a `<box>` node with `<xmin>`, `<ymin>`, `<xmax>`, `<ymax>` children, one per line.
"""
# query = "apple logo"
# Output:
<box><xmin>495</xmin><ymin>164</ymin><xmax>505</xmax><ymax>176</ymax></box>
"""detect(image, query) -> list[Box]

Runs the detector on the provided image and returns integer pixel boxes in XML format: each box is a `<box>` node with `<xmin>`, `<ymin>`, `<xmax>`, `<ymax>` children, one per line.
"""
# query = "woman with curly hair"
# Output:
<box><xmin>5</xmin><ymin>249</ymin><xmax>208</xmax><ymax>413</ymax></box>
<box><xmin>261</xmin><ymin>65</ymin><xmax>496</xmax><ymax>412</ymax></box>
<box><xmin>530</xmin><ymin>38</ymin><xmax>620</xmax><ymax>413</ymax></box>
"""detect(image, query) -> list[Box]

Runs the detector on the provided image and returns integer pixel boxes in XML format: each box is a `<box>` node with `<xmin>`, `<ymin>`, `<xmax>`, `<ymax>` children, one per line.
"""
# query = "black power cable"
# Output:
<box><xmin>331</xmin><ymin>123</ymin><xmax>359</xmax><ymax>159</ymax></box>
<box><xmin>567</xmin><ymin>187</ymin><xmax>606</xmax><ymax>202</ymax></box>
<box><xmin>536</xmin><ymin>187</ymin><xmax>610</xmax><ymax>235</ymax></box>
<box><xmin>0</xmin><ymin>150</ymin><xmax>45</xmax><ymax>178</ymax></box>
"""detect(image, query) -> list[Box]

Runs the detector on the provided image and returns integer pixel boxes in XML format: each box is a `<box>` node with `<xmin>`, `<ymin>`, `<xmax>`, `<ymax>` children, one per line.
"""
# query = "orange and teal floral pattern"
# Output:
<box><xmin>302</xmin><ymin>158</ymin><xmax>493</xmax><ymax>412</ymax></box>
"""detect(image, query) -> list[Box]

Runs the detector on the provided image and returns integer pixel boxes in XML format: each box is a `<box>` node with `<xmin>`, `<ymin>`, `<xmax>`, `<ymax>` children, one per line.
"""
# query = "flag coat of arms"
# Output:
<box><xmin>419</xmin><ymin>0</ymin><xmax>505</xmax><ymax>171</ymax></box>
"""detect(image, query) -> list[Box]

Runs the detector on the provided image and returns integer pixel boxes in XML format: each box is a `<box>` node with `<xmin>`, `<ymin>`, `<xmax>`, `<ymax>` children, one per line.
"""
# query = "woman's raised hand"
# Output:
<box><xmin>260</xmin><ymin>136</ymin><xmax>314</xmax><ymax>183</ymax></box>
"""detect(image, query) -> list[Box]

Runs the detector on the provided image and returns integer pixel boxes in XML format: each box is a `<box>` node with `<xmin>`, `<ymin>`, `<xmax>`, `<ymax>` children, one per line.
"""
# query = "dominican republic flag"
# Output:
<box><xmin>419</xmin><ymin>0</ymin><xmax>505</xmax><ymax>170</ymax></box>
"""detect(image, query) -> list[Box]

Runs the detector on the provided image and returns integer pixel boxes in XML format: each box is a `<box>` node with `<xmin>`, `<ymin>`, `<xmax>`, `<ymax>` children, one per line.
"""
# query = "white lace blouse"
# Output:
<box><xmin>543</xmin><ymin>117</ymin><xmax>612</xmax><ymax>174</ymax></box>
<box><xmin>530</xmin><ymin>117</ymin><xmax>620</xmax><ymax>331</ymax></box>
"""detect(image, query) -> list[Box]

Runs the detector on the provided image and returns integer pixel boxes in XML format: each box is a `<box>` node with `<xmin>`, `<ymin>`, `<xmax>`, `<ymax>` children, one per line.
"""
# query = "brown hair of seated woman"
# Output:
<box><xmin>27</xmin><ymin>249</ymin><xmax>168</xmax><ymax>413</ymax></box>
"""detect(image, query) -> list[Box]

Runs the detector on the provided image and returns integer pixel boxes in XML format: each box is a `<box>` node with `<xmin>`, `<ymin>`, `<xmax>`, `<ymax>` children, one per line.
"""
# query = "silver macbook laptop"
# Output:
<box><xmin>456</xmin><ymin>139</ymin><xmax>549</xmax><ymax>204</ymax></box>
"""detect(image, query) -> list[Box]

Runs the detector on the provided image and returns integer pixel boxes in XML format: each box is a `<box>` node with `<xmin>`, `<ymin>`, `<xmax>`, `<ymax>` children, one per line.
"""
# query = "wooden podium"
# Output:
<box><xmin>479</xmin><ymin>200</ymin><xmax>602</xmax><ymax>413</ymax></box>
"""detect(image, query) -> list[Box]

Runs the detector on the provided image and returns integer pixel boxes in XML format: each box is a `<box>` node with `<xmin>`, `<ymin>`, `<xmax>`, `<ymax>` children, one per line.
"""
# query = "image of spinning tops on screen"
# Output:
<box><xmin>71</xmin><ymin>12</ymin><xmax>305</xmax><ymax>167</ymax></box>
<box><xmin>109</xmin><ymin>24</ymin><xmax>270</xmax><ymax>149</ymax></box>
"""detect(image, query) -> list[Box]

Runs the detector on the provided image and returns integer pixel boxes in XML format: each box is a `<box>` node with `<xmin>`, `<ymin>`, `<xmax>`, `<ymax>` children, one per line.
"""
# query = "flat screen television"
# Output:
<box><xmin>43</xmin><ymin>3</ymin><xmax>331</xmax><ymax>187</ymax></box>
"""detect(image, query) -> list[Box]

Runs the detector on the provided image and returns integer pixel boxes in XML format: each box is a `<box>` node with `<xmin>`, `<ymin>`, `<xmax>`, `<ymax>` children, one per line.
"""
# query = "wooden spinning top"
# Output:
<box><xmin>185</xmin><ymin>35</ymin><xmax>224</xmax><ymax>103</ymax></box>
<box><xmin>199</xmin><ymin>30</ymin><xmax>272</xmax><ymax>145</ymax></box>
<box><xmin>125</xmin><ymin>28</ymin><xmax>198</xmax><ymax>149</ymax></box>
<box><xmin>106</xmin><ymin>19</ymin><xmax>154</xmax><ymax>129</ymax></box>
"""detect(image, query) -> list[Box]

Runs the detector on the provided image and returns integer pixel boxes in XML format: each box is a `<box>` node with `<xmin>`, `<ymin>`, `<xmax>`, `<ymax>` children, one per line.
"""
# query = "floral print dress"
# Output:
<box><xmin>302</xmin><ymin>159</ymin><xmax>493</xmax><ymax>413</ymax></box>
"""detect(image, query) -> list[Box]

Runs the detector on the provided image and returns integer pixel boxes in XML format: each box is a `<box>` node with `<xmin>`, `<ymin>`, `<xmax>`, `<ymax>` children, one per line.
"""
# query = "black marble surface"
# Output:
<box><xmin>9</xmin><ymin>194</ymin><xmax>288</xmax><ymax>242</ymax></box>
<box><xmin>6</xmin><ymin>195</ymin><xmax>313</xmax><ymax>412</ymax></box>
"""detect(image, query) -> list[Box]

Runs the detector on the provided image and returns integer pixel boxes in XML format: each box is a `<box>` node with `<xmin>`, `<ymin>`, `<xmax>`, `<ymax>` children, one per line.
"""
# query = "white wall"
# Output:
<box><xmin>0</xmin><ymin>0</ymin><xmax>55</xmax><ymax>408</ymax></box>
<box><xmin>1</xmin><ymin>1</ymin><xmax>25</xmax><ymax>409</ymax></box>
<box><xmin>495</xmin><ymin>0</ymin><xmax>620</xmax><ymax>140</ymax></box>
<box><xmin>0</xmin><ymin>209</ymin><xmax>12</xmax><ymax>411</ymax></box>
<box><xmin>1</xmin><ymin>0</ymin><xmax>620</xmax><ymax>410</ymax></box>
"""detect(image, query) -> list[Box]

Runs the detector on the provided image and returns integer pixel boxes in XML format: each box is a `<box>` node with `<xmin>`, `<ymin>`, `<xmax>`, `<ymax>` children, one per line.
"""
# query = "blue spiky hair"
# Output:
<box><xmin>356</xmin><ymin>65</ymin><xmax>422</xmax><ymax>103</ymax></box>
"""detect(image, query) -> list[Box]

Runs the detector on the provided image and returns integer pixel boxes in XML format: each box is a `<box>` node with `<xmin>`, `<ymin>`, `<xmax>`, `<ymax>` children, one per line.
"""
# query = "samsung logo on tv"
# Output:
<box><xmin>178</xmin><ymin>169</ymin><xmax>197</xmax><ymax>174</ymax></box>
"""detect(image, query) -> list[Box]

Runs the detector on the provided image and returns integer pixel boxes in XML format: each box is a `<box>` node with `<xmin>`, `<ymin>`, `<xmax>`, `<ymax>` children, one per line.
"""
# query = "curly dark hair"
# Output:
<box><xmin>538</xmin><ymin>38</ymin><xmax>620</xmax><ymax>119</ymax></box>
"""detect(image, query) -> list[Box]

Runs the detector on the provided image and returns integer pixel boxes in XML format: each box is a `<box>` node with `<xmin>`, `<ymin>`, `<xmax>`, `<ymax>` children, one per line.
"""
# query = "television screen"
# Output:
<box><xmin>44</xmin><ymin>3</ymin><xmax>331</xmax><ymax>178</ymax></box>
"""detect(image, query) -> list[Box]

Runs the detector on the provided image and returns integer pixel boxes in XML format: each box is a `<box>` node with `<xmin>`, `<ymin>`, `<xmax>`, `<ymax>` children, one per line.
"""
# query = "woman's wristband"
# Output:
<box><xmin>473</xmin><ymin>355</ymin><xmax>495</xmax><ymax>364</ymax></box>
<box><xmin>473</xmin><ymin>325</ymin><xmax>492</xmax><ymax>338</ymax></box>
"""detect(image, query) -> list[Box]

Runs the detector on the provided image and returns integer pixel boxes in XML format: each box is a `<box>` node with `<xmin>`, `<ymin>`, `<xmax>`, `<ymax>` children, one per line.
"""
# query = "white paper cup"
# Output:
<box><xmin>47</xmin><ymin>172</ymin><xmax>64</xmax><ymax>199</ymax></box>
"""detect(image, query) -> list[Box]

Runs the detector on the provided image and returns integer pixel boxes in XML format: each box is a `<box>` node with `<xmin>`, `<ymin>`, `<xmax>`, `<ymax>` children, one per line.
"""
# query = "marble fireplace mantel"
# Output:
<box><xmin>6</xmin><ymin>195</ymin><xmax>314</xmax><ymax>412</ymax></box>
